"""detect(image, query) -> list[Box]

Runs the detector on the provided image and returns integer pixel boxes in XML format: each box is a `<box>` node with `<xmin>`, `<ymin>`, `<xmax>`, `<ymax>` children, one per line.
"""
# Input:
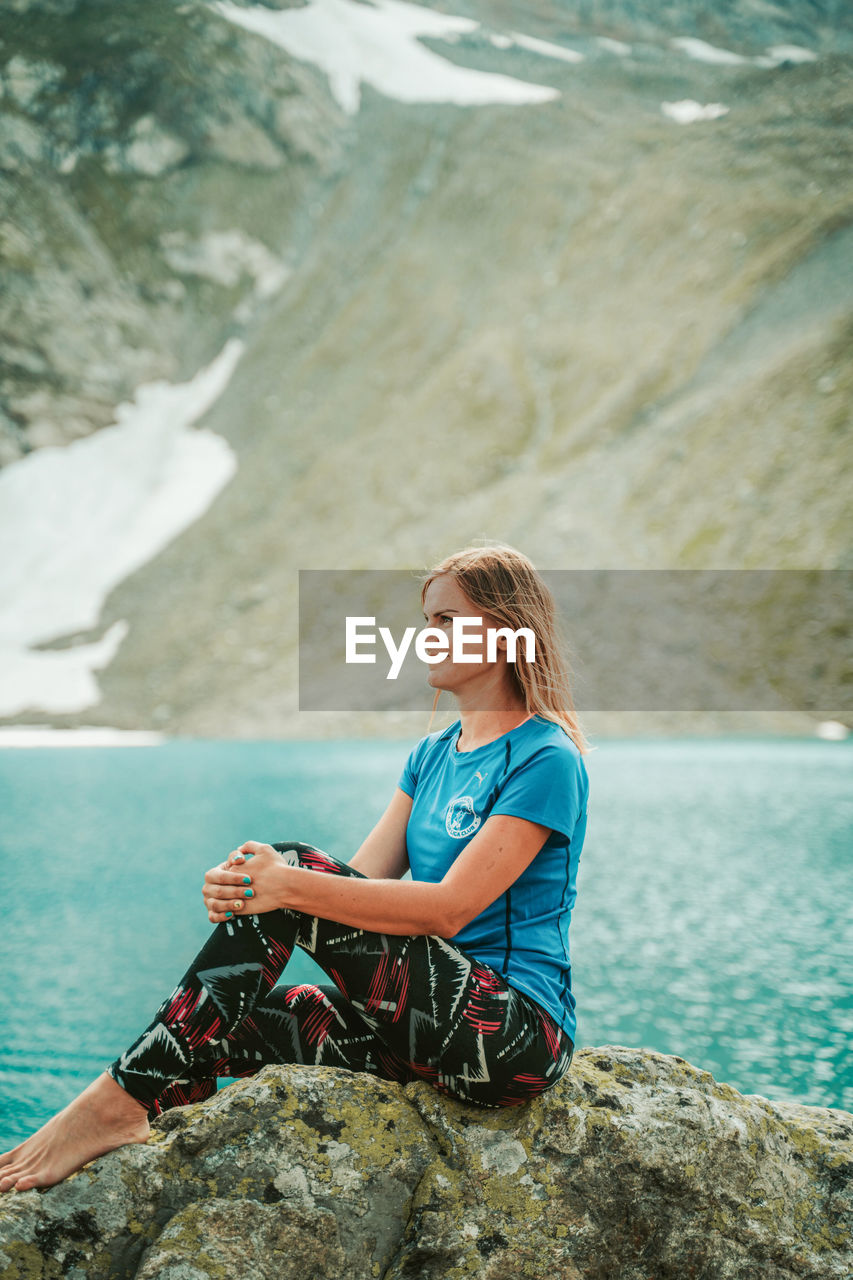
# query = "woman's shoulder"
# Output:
<box><xmin>523</xmin><ymin>716</ymin><xmax>582</xmax><ymax>758</ymax></box>
<box><xmin>399</xmin><ymin>721</ymin><xmax>458</xmax><ymax>794</ymax></box>
<box><xmin>517</xmin><ymin>718</ymin><xmax>589</xmax><ymax>788</ymax></box>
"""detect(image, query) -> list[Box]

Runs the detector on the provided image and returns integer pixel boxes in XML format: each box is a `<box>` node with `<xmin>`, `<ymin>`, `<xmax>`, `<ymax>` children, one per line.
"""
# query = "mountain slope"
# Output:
<box><xmin>1</xmin><ymin>1</ymin><xmax>851</xmax><ymax>734</ymax></box>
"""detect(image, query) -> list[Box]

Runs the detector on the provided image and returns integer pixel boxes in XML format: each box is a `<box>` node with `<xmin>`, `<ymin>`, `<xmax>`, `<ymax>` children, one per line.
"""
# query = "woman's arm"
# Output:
<box><xmin>203</xmin><ymin>812</ymin><xmax>551</xmax><ymax>936</ymax></box>
<box><xmin>347</xmin><ymin>787</ymin><xmax>412</xmax><ymax>880</ymax></box>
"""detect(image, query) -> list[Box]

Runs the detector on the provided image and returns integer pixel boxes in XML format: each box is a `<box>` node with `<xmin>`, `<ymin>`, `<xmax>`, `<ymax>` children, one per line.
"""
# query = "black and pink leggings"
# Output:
<box><xmin>108</xmin><ymin>843</ymin><xmax>574</xmax><ymax>1114</ymax></box>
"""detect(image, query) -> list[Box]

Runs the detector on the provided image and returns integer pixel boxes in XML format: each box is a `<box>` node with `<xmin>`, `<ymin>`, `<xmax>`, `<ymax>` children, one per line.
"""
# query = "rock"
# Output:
<box><xmin>202</xmin><ymin>112</ymin><xmax>285</xmax><ymax>170</ymax></box>
<box><xmin>0</xmin><ymin>0</ymin><xmax>343</xmax><ymax>465</ymax></box>
<box><xmin>0</xmin><ymin>56</ymin><xmax>64</xmax><ymax>110</ymax></box>
<box><xmin>103</xmin><ymin>114</ymin><xmax>190</xmax><ymax>178</ymax></box>
<box><xmin>0</xmin><ymin>116</ymin><xmax>45</xmax><ymax>172</ymax></box>
<box><xmin>0</xmin><ymin>408</ymin><xmax>27</xmax><ymax>467</ymax></box>
<box><xmin>0</xmin><ymin>1047</ymin><xmax>850</xmax><ymax>1279</ymax></box>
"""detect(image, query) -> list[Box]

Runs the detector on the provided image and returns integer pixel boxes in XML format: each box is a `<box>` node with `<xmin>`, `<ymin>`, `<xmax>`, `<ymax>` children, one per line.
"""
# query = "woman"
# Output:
<box><xmin>0</xmin><ymin>544</ymin><xmax>590</xmax><ymax>1192</ymax></box>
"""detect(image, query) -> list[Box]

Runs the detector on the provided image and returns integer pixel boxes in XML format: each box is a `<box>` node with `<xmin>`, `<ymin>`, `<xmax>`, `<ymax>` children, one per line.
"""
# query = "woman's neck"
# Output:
<box><xmin>455</xmin><ymin>706</ymin><xmax>531</xmax><ymax>753</ymax></box>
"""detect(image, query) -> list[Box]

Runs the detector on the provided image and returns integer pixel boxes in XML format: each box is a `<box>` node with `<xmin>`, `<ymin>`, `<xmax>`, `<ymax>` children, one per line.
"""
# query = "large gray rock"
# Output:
<box><xmin>0</xmin><ymin>1046</ymin><xmax>850</xmax><ymax>1279</ymax></box>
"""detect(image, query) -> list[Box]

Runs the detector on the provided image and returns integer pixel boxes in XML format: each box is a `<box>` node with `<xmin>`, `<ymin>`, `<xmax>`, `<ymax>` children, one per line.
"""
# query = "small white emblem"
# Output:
<box><xmin>445</xmin><ymin>795</ymin><xmax>482</xmax><ymax>839</ymax></box>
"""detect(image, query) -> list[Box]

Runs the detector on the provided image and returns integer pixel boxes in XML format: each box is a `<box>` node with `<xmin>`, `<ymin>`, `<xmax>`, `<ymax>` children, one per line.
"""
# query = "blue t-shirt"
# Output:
<box><xmin>397</xmin><ymin>715</ymin><xmax>589</xmax><ymax>1042</ymax></box>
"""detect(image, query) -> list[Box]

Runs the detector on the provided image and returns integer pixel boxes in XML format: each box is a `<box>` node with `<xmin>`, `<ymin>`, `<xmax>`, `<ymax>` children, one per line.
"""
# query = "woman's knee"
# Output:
<box><xmin>271</xmin><ymin>843</ymin><xmax>364</xmax><ymax>878</ymax></box>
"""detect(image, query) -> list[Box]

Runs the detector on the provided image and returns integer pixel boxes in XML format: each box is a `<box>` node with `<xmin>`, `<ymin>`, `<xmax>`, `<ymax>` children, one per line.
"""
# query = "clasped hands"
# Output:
<box><xmin>202</xmin><ymin>841</ymin><xmax>287</xmax><ymax>924</ymax></box>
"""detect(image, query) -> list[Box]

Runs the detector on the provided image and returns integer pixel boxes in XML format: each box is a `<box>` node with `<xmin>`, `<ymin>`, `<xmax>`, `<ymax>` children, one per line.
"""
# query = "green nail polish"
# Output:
<box><xmin>244</xmin><ymin>888</ymin><xmax>254</xmax><ymax>898</ymax></box>
<box><xmin>225</xmin><ymin>911</ymin><xmax>233</xmax><ymax>918</ymax></box>
<box><xmin>242</xmin><ymin>876</ymin><xmax>251</xmax><ymax>884</ymax></box>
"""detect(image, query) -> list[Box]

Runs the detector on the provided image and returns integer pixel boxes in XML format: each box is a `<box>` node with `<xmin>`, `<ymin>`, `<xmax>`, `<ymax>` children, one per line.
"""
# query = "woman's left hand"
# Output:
<box><xmin>203</xmin><ymin>841</ymin><xmax>288</xmax><ymax>923</ymax></box>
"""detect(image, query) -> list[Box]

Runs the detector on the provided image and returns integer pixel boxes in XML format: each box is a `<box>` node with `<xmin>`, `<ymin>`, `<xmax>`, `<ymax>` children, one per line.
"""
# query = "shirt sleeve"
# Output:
<box><xmin>489</xmin><ymin>744</ymin><xmax>588</xmax><ymax>842</ymax></box>
<box><xmin>397</xmin><ymin>737</ymin><xmax>425</xmax><ymax>797</ymax></box>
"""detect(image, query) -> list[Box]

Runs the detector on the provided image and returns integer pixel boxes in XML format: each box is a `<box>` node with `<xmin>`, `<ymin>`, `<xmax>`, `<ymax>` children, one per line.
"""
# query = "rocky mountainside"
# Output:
<box><xmin>1</xmin><ymin>0</ymin><xmax>851</xmax><ymax>735</ymax></box>
<box><xmin>1</xmin><ymin>1048</ymin><xmax>851</xmax><ymax>1279</ymax></box>
<box><xmin>0</xmin><ymin>0</ymin><xmax>343</xmax><ymax>461</ymax></box>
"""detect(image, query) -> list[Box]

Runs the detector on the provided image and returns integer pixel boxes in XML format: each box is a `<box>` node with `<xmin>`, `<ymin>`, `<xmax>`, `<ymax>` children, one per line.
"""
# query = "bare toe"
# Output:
<box><xmin>10</xmin><ymin>1173</ymin><xmax>41</xmax><ymax>1192</ymax></box>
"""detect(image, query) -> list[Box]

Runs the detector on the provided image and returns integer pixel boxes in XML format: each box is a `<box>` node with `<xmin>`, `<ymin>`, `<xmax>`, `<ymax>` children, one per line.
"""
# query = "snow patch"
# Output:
<box><xmin>671</xmin><ymin>35</ymin><xmax>817</xmax><ymax>70</ymax></box>
<box><xmin>161</xmin><ymin>229</ymin><xmax>291</xmax><ymax>300</ymax></box>
<box><xmin>763</xmin><ymin>45</ymin><xmax>818</xmax><ymax>66</ymax></box>
<box><xmin>662</xmin><ymin>99</ymin><xmax>730</xmax><ymax>124</ymax></box>
<box><xmin>0</xmin><ymin>339</ymin><xmax>243</xmax><ymax>717</ymax></box>
<box><xmin>597</xmin><ymin>37</ymin><xmax>631</xmax><ymax>57</ymax></box>
<box><xmin>211</xmin><ymin>0</ymin><xmax>560</xmax><ymax>114</ymax></box>
<box><xmin>670</xmin><ymin>37</ymin><xmax>749</xmax><ymax>66</ymax></box>
<box><xmin>509</xmin><ymin>32</ymin><xmax>584</xmax><ymax>64</ymax></box>
<box><xmin>2</xmin><ymin>623</ymin><xmax>129</xmax><ymax>718</ymax></box>
<box><xmin>815</xmin><ymin>720</ymin><xmax>849</xmax><ymax>741</ymax></box>
<box><xmin>0</xmin><ymin>726</ymin><xmax>165</xmax><ymax>747</ymax></box>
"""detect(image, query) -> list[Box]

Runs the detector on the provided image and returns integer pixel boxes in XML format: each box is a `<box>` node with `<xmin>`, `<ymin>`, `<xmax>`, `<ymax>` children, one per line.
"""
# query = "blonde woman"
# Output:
<box><xmin>0</xmin><ymin>545</ymin><xmax>590</xmax><ymax>1192</ymax></box>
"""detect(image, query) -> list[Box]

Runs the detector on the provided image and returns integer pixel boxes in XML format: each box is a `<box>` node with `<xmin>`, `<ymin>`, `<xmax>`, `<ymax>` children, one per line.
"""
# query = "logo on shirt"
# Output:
<box><xmin>445</xmin><ymin>795</ymin><xmax>482</xmax><ymax>839</ymax></box>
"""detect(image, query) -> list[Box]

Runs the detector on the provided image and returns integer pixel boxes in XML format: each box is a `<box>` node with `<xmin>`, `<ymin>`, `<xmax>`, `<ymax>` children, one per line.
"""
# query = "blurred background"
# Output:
<box><xmin>0</xmin><ymin>0</ymin><xmax>851</xmax><ymax>737</ymax></box>
<box><xmin>0</xmin><ymin>0</ymin><xmax>851</xmax><ymax>1141</ymax></box>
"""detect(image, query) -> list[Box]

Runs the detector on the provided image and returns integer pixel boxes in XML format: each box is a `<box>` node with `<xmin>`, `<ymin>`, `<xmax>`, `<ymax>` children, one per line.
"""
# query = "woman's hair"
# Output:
<box><xmin>421</xmin><ymin>543</ymin><xmax>591</xmax><ymax>755</ymax></box>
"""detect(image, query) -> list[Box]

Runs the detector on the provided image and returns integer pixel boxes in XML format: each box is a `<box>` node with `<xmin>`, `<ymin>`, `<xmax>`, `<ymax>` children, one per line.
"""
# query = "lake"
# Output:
<box><xmin>0</xmin><ymin>737</ymin><xmax>850</xmax><ymax>1147</ymax></box>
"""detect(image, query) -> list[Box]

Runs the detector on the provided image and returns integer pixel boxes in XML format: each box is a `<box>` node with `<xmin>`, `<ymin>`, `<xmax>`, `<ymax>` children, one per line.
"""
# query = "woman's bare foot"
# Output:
<box><xmin>0</xmin><ymin>1072</ymin><xmax>150</xmax><ymax>1192</ymax></box>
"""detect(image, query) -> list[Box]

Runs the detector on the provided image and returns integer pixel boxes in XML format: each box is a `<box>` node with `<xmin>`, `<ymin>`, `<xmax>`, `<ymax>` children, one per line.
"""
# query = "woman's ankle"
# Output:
<box><xmin>85</xmin><ymin>1072</ymin><xmax>150</xmax><ymax>1125</ymax></box>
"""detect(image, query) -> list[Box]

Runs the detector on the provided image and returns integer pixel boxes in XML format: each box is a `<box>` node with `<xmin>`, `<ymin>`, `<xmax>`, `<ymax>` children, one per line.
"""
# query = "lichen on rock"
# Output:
<box><xmin>0</xmin><ymin>1046</ymin><xmax>850</xmax><ymax>1279</ymax></box>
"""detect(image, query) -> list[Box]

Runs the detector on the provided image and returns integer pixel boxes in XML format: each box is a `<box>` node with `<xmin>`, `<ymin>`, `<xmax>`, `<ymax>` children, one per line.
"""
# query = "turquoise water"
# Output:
<box><xmin>0</xmin><ymin>737</ymin><xmax>850</xmax><ymax>1148</ymax></box>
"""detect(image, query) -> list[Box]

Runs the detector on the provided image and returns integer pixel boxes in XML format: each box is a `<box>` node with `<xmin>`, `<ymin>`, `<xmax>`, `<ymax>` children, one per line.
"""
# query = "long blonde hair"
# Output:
<box><xmin>421</xmin><ymin>543</ymin><xmax>592</xmax><ymax>755</ymax></box>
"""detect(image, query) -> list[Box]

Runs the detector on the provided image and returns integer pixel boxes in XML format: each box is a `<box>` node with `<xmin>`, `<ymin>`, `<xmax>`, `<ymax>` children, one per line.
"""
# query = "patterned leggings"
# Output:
<box><xmin>108</xmin><ymin>843</ymin><xmax>574</xmax><ymax>1114</ymax></box>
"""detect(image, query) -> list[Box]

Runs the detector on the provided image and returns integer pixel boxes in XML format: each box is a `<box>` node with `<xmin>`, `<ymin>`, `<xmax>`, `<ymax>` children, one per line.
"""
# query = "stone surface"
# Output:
<box><xmin>0</xmin><ymin>1047</ymin><xmax>850</xmax><ymax>1279</ymax></box>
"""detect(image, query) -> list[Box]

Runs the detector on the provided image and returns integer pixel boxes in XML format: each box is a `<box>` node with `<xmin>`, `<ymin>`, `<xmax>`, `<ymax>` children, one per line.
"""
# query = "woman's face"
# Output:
<box><xmin>421</xmin><ymin>574</ymin><xmax>511</xmax><ymax>701</ymax></box>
